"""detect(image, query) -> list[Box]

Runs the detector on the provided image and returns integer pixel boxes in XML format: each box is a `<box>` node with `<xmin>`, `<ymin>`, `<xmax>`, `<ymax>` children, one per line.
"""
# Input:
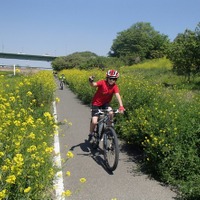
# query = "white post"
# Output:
<box><xmin>13</xmin><ymin>64</ymin><xmax>16</xmax><ymax>76</ymax></box>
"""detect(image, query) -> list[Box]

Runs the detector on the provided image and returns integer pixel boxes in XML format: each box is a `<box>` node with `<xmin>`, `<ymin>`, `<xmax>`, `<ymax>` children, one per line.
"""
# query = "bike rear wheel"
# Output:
<box><xmin>103</xmin><ymin>127</ymin><xmax>119</xmax><ymax>171</ymax></box>
<box><xmin>60</xmin><ymin>81</ymin><xmax>63</xmax><ymax>90</ymax></box>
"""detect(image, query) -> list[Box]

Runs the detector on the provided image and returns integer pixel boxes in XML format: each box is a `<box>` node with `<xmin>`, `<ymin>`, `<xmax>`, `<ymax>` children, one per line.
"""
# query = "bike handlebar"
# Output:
<box><xmin>93</xmin><ymin>108</ymin><xmax>119</xmax><ymax>115</ymax></box>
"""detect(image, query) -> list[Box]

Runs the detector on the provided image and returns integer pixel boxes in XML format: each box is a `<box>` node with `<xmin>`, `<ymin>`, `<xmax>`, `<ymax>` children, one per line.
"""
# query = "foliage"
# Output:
<box><xmin>109</xmin><ymin>22</ymin><xmax>170</xmax><ymax>65</ymax></box>
<box><xmin>52</xmin><ymin>51</ymin><xmax>125</xmax><ymax>71</ymax></box>
<box><xmin>167</xmin><ymin>22</ymin><xmax>200</xmax><ymax>82</ymax></box>
<box><xmin>51</xmin><ymin>57</ymin><xmax>68</xmax><ymax>71</ymax></box>
<box><xmin>80</xmin><ymin>56</ymin><xmax>125</xmax><ymax>70</ymax></box>
<box><xmin>51</xmin><ymin>51</ymin><xmax>98</xmax><ymax>71</ymax></box>
<box><xmin>0</xmin><ymin>71</ymin><xmax>57</xmax><ymax>199</ymax></box>
<box><xmin>60</xmin><ymin>58</ymin><xmax>200</xmax><ymax>199</ymax></box>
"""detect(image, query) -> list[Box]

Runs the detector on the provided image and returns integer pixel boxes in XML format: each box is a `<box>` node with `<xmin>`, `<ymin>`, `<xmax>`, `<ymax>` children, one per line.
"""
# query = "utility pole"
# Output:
<box><xmin>13</xmin><ymin>64</ymin><xmax>16</xmax><ymax>76</ymax></box>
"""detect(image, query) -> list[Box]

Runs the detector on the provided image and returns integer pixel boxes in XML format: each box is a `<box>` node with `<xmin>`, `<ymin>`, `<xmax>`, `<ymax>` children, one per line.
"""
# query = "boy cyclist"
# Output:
<box><xmin>88</xmin><ymin>69</ymin><xmax>125</xmax><ymax>141</ymax></box>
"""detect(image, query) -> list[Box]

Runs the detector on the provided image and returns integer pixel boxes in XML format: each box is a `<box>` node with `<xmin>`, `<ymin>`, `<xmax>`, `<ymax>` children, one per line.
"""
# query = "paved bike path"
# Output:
<box><xmin>55</xmin><ymin>82</ymin><xmax>177</xmax><ymax>200</ymax></box>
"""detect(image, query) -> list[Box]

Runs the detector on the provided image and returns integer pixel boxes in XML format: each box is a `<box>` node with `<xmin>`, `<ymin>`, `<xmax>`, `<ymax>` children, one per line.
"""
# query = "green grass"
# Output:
<box><xmin>121</xmin><ymin>57</ymin><xmax>200</xmax><ymax>91</ymax></box>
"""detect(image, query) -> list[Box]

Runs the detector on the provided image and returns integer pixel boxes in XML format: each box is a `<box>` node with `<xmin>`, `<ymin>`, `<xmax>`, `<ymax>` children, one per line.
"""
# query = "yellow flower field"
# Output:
<box><xmin>59</xmin><ymin>58</ymin><xmax>200</xmax><ymax>199</ymax></box>
<box><xmin>0</xmin><ymin>71</ymin><xmax>57</xmax><ymax>199</ymax></box>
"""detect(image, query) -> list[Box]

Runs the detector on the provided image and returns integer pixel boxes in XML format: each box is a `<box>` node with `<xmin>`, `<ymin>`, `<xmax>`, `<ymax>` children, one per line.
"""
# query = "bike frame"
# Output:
<box><xmin>95</xmin><ymin>109</ymin><xmax>118</xmax><ymax>139</ymax></box>
<box><xmin>97</xmin><ymin>114</ymin><xmax>108</xmax><ymax>139</ymax></box>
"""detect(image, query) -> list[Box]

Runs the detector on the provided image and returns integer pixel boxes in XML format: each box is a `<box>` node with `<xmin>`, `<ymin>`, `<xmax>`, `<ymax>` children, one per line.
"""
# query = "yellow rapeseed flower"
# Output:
<box><xmin>6</xmin><ymin>175</ymin><xmax>16</xmax><ymax>184</ymax></box>
<box><xmin>13</xmin><ymin>154</ymin><xmax>24</xmax><ymax>167</ymax></box>
<box><xmin>44</xmin><ymin>112</ymin><xmax>53</xmax><ymax>120</ymax></box>
<box><xmin>45</xmin><ymin>147</ymin><xmax>54</xmax><ymax>153</ymax></box>
<box><xmin>55</xmin><ymin>97</ymin><xmax>60</xmax><ymax>103</ymax></box>
<box><xmin>31</xmin><ymin>154</ymin><xmax>36</xmax><ymax>159</ymax></box>
<box><xmin>26</xmin><ymin>91</ymin><xmax>32</xmax><ymax>97</ymax></box>
<box><xmin>66</xmin><ymin>171</ymin><xmax>71</xmax><ymax>176</ymax></box>
<box><xmin>28</xmin><ymin>132</ymin><xmax>35</xmax><ymax>139</ymax></box>
<box><xmin>16</xmin><ymin>69</ymin><xmax>21</xmax><ymax>73</ymax></box>
<box><xmin>0</xmin><ymin>189</ymin><xmax>7</xmax><ymax>199</ymax></box>
<box><xmin>62</xmin><ymin>190</ymin><xmax>72</xmax><ymax>197</ymax></box>
<box><xmin>27</xmin><ymin>145</ymin><xmax>37</xmax><ymax>152</ymax></box>
<box><xmin>48</xmin><ymin>168</ymin><xmax>54</xmax><ymax>177</ymax></box>
<box><xmin>14</xmin><ymin>120</ymin><xmax>21</xmax><ymax>126</ymax></box>
<box><xmin>24</xmin><ymin>186</ymin><xmax>31</xmax><ymax>193</ymax></box>
<box><xmin>26</xmin><ymin>115</ymin><xmax>34</xmax><ymax>124</ymax></box>
<box><xmin>9</xmin><ymin>96</ymin><xmax>16</xmax><ymax>102</ymax></box>
<box><xmin>1</xmin><ymin>165</ymin><xmax>8</xmax><ymax>171</ymax></box>
<box><xmin>79</xmin><ymin>178</ymin><xmax>86</xmax><ymax>183</ymax></box>
<box><xmin>66</xmin><ymin>151</ymin><xmax>74</xmax><ymax>158</ymax></box>
<box><xmin>19</xmin><ymin>82</ymin><xmax>24</xmax><ymax>86</ymax></box>
<box><xmin>68</xmin><ymin>122</ymin><xmax>72</xmax><ymax>126</ymax></box>
<box><xmin>0</xmin><ymin>152</ymin><xmax>4</xmax><ymax>158</ymax></box>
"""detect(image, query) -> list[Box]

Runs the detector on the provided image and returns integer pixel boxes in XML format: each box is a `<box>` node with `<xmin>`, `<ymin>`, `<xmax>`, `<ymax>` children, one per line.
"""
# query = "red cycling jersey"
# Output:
<box><xmin>92</xmin><ymin>80</ymin><xmax>119</xmax><ymax>106</ymax></box>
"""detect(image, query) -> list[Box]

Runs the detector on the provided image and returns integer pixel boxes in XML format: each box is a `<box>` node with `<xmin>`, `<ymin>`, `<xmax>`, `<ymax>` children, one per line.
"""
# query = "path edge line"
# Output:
<box><xmin>53</xmin><ymin>101</ymin><xmax>65</xmax><ymax>200</ymax></box>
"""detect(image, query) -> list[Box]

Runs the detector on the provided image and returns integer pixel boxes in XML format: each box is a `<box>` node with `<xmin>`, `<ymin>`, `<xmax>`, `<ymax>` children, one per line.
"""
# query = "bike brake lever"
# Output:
<box><xmin>115</xmin><ymin>109</ymin><xmax>120</xmax><ymax>114</ymax></box>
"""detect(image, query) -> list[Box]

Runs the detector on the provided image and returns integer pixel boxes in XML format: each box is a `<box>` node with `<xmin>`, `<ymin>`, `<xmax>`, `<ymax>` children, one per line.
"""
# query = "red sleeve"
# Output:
<box><xmin>96</xmin><ymin>80</ymin><xmax>103</xmax><ymax>86</ymax></box>
<box><xmin>114</xmin><ymin>85</ymin><xmax>119</xmax><ymax>93</ymax></box>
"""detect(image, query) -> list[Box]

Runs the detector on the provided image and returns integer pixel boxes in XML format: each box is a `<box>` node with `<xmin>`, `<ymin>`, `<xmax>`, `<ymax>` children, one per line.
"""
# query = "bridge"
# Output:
<box><xmin>0</xmin><ymin>52</ymin><xmax>57</xmax><ymax>62</ymax></box>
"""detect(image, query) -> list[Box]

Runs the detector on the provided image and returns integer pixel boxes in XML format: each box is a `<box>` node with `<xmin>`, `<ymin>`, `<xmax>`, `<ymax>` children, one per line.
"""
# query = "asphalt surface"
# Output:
<box><xmin>55</xmin><ymin>81</ymin><xmax>177</xmax><ymax>200</ymax></box>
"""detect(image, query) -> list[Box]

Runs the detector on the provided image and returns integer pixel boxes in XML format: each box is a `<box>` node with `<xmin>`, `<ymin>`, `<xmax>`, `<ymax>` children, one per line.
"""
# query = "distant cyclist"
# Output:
<box><xmin>59</xmin><ymin>74</ymin><xmax>65</xmax><ymax>90</ymax></box>
<box><xmin>88</xmin><ymin>69</ymin><xmax>125</xmax><ymax>141</ymax></box>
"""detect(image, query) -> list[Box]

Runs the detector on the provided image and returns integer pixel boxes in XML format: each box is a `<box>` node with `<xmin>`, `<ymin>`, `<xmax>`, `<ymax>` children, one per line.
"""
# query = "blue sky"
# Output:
<box><xmin>0</xmin><ymin>0</ymin><xmax>199</xmax><ymax>68</ymax></box>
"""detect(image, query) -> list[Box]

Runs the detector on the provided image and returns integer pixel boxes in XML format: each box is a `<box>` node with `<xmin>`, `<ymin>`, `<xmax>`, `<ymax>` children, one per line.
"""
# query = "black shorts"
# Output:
<box><xmin>91</xmin><ymin>104</ymin><xmax>110</xmax><ymax>117</ymax></box>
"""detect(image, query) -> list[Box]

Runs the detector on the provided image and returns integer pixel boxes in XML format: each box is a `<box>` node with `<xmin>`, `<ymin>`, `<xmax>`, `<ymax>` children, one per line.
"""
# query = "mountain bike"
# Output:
<box><xmin>91</xmin><ymin>109</ymin><xmax>120</xmax><ymax>171</ymax></box>
<box><xmin>60</xmin><ymin>79</ymin><xmax>64</xmax><ymax>90</ymax></box>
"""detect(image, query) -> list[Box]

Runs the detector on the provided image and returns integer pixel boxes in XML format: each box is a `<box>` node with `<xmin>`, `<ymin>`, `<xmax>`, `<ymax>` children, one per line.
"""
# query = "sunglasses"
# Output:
<box><xmin>108</xmin><ymin>78</ymin><xmax>117</xmax><ymax>81</ymax></box>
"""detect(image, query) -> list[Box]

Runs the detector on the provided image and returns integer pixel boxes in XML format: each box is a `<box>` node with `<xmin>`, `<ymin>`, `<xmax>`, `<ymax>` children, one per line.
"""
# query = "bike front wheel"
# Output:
<box><xmin>103</xmin><ymin>127</ymin><xmax>119</xmax><ymax>171</ymax></box>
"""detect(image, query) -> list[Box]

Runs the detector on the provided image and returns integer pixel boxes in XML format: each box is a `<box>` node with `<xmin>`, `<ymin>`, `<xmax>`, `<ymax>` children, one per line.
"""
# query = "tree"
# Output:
<box><xmin>81</xmin><ymin>56</ymin><xmax>124</xmax><ymax>70</ymax></box>
<box><xmin>195</xmin><ymin>22</ymin><xmax>200</xmax><ymax>69</ymax></box>
<box><xmin>167</xmin><ymin>24</ymin><xmax>200</xmax><ymax>81</ymax></box>
<box><xmin>51</xmin><ymin>51</ymin><xmax>97</xmax><ymax>71</ymax></box>
<box><xmin>51</xmin><ymin>51</ymin><xmax>124</xmax><ymax>71</ymax></box>
<box><xmin>51</xmin><ymin>57</ymin><xmax>67</xmax><ymax>71</ymax></box>
<box><xmin>109</xmin><ymin>22</ymin><xmax>169</xmax><ymax>65</ymax></box>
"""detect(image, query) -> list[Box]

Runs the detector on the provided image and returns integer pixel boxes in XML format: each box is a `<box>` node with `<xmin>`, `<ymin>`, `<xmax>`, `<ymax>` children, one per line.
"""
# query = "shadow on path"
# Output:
<box><xmin>69</xmin><ymin>139</ymin><xmax>114</xmax><ymax>175</ymax></box>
